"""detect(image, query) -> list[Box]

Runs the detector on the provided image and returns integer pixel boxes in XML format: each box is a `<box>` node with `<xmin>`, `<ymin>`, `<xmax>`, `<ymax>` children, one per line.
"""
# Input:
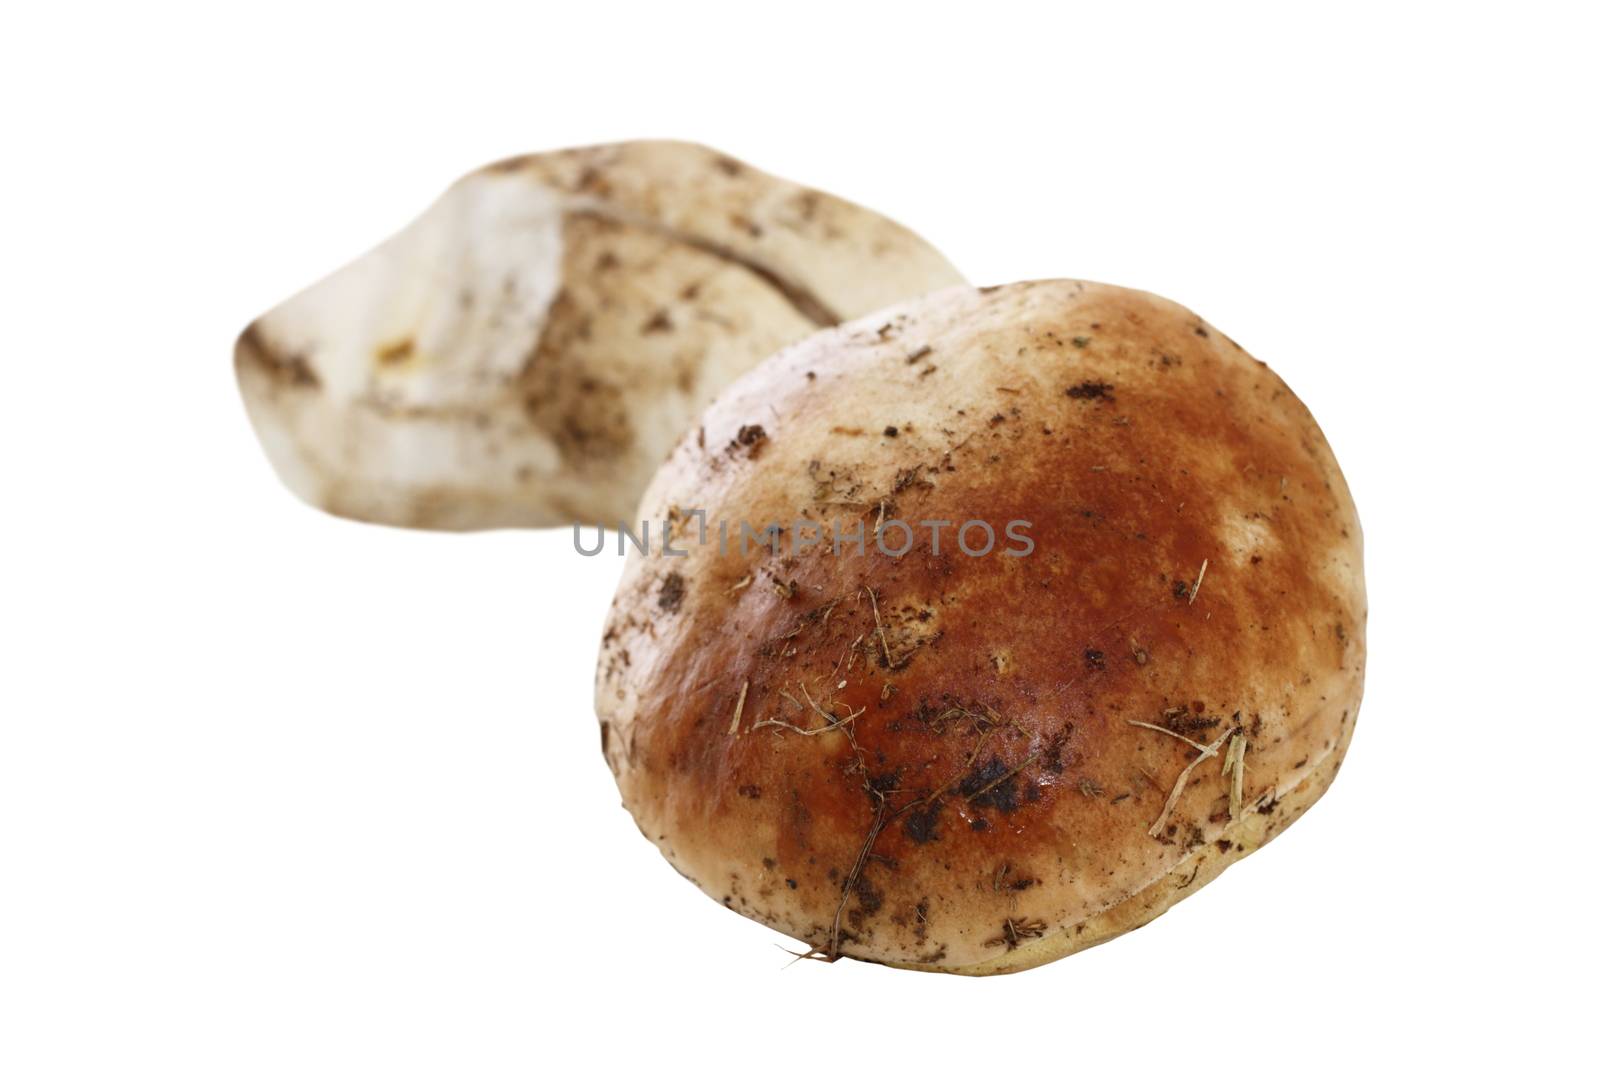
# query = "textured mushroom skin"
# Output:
<box><xmin>235</xmin><ymin>140</ymin><xmax>964</xmax><ymax>529</ymax></box>
<box><xmin>596</xmin><ymin>280</ymin><xmax>1365</xmax><ymax>973</ymax></box>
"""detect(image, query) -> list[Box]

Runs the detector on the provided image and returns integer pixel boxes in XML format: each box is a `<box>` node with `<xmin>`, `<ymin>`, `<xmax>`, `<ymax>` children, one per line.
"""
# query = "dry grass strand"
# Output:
<box><xmin>1188</xmin><ymin>558</ymin><xmax>1209</xmax><ymax>605</ymax></box>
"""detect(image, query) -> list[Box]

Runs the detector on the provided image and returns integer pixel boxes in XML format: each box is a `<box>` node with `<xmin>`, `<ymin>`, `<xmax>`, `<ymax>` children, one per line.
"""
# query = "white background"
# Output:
<box><xmin>3</xmin><ymin>3</ymin><xmax>1596</xmax><ymax>1063</ymax></box>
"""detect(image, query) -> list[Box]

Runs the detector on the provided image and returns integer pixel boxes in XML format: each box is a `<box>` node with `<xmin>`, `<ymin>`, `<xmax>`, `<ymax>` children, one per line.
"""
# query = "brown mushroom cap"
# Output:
<box><xmin>596</xmin><ymin>280</ymin><xmax>1365</xmax><ymax>974</ymax></box>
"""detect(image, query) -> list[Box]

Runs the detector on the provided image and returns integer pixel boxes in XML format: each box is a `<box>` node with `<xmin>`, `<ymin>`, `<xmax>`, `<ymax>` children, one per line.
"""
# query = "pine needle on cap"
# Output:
<box><xmin>1188</xmin><ymin>558</ymin><xmax>1209</xmax><ymax>605</ymax></box>
<box><xmin>1128</xmin><ymin>718</ymin><xmax>1212</xmax><ymax>754</ymax></box>
<box><xmin>727</xmin><ymin>679</ymin><xmax>749</xmax><ymax>736</ymax></box>
<box><xmin>750</xmin><ymin>709</ymin><xmax>865</xmax><ymax>736</ymax></box>
<box><xmin>1222</xmin><ymin>731</ymin><xmax>1247</xmax><ymax>820</ymax></box>
<box><xmin>865</xmin><ymin>586</ymin><xmax>894</xmax><ymax>668</ymax></box>
<box><xmin>1131</xmin><ymin>722</ymin><xmax>1235</xmax><ymax>838</ymax></box>
<box><xmin>751</xmin><ymin>705</ymin><xmax>865</xmax><ymax>736</ymax></box>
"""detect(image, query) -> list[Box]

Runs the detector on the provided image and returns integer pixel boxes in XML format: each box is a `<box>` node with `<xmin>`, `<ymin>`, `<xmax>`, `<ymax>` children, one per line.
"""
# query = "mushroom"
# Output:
<box><xmin>235</xmin><ymin>140</ymin><xmax>964</xmax><ymax>529</ymax></box>
<box><xmin>596</xmin><ymin>280</ymin><xmax>1365</xmax><ymax>973</ymax></box>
